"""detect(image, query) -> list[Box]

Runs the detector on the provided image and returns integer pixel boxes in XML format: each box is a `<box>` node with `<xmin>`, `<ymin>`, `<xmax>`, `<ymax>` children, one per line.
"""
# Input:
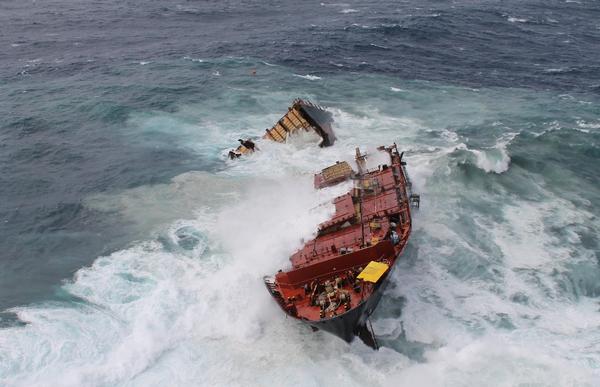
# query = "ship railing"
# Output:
<box><xmin>275</xmin><ymin>241</ymin><xmax>395</xmax><ymax>288</ymax></box>
<box><xmin>264</xmin><ymin>276</ymin><xmax>289</xmax><ymax>309</ymax></box>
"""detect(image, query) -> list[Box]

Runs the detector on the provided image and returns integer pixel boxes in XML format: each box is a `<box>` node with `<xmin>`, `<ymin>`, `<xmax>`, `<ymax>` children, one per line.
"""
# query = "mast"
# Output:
<box><xmin>355</xmin><ymin>147</ymin><xmax>367</xmax><ymax>175</ymax></box>
<box><xmin>355</xmin><ymin>147</ymin><xmax>367</xmax><ymax>247</ymax></box>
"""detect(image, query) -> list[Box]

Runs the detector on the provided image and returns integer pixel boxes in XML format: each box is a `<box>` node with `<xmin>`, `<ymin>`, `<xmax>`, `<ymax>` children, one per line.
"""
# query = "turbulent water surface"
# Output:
<box><xmin>1</xmin><ymin>0</ymin><xmax>599</xmax><ymax>385</ymax></box>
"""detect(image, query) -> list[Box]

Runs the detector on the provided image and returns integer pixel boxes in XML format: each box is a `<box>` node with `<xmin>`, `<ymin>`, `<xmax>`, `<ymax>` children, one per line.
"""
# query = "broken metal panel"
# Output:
<box><xmin>298</xmin><ymin>101</ymin><xmax>336</xmax><ymax>147</ymax></box>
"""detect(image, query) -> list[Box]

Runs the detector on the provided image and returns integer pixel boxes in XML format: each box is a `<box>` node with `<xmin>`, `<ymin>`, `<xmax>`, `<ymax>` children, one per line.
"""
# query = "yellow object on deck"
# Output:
<box><xmin>357</xmin><ymin>261</ymin><xmax>389</xmax><ymax>283</ymax></box>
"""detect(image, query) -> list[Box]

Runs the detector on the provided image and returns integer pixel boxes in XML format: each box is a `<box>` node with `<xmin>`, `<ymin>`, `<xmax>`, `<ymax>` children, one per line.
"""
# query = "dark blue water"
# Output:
<box><xmin>1</xmin><ymin>0</ymin><xmax>599</xmax><ymax>385</ymax></box>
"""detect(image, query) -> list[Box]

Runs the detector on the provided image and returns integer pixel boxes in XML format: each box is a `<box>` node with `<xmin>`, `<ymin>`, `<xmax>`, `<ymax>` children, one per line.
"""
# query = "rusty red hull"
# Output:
<box><xmin>264</xmin><ymin>144</ymin><xmax>414</xmax><ymax>348</ymax></box>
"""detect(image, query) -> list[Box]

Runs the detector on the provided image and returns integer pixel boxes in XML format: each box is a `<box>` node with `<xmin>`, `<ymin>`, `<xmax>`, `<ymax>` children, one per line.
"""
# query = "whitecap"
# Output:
<box><xmin>320</xmin><ymin>2</ymin><xmax>350</xmax><ymax>6</ymax></box>
<box><xmin>576</xmin><ymin>120</ymin><xmax>600</xmax><ymax>129</ymax></box>
<box><xmin>183</xmin><ymin>56</ymin><xmax>205</xmax><ymax>63</ymax></box>
<box><xmin>139</xmin><ymin>61</ymin><xmax>151</xmax><ymax>65</ymax></box>
<box><xmin>390</xmin><ymin>87</ymin><xmax>405</xmax><ymax>92</ymax></box>
<box><xmin>507</xmin><ymin>16</ymin><xmax>528</xmax><ymax>23</ymax></box>
<box><xmin>370</xmin><ymin>43</ymin><xmax>389</xmax><ymax>50</ymax></box>
<box><xmin>467</xmin><ymin>133</ymin><xmax>518</xmax><ymax>174</ymax></box>
<box><xmin>293</xmin><ymin>74</ymin><xmax>321</xmax><ymax>80</ymax></box>
<box><xmin>440</xmin><ymin>129</ymin><xmax>459</xmax><ymax>143</ymax></box>
<box><xmin>340</xmin><ymin>8</ymin><xmax>358</xmax><ymax>13</ymax></box>
<box><xmin>544</xmin><ymin>68</ymin><xmax>571</xmax><ymax>73</ymax></box>
<box><xmin>532</xmin><ymin>121</ymin><xmax>561</xmax><ymax>137</ymax></box>
<box><xmin>470</xmin><ymin>147</ymin><xmax>511</xmax><ymax>174</ymax></box>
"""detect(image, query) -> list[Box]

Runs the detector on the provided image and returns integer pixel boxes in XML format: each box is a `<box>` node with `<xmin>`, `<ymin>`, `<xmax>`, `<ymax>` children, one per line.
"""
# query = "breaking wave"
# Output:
<box><xmin>470</xmin><ymin>146</ymin><xmax>511</xmax><ymax>174</ymax></box>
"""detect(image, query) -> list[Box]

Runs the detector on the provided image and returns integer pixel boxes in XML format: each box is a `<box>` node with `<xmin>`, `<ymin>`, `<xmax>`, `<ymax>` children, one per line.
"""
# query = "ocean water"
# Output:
<box><xmin>1</xmin><ymin>0</ymin><xmax>599</xmax><ymax>385</ymax></box>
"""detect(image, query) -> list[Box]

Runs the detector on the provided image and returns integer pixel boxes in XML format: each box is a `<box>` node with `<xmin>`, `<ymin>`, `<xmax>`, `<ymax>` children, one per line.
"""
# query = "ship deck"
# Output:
<box><xmin>267</xmin><ymin>145</ymin><xmax>412</xmax><ymax>324</ymax></box>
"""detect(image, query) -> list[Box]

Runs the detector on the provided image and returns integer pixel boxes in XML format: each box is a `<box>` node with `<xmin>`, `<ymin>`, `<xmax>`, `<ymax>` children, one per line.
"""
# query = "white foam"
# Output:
<box><xmin>183</xmin><ymin>56</ymin><xmax>205</xmax><ymax>63</ymax></box>
<box><xmin>576</xmin><ymin>120</ymin><xmax>600</xmax><ymax>129</ymax></box>
<box><xmin>470</xmin><ymin>146</ymin><xmax>510</xmax><ymax>173</ymax></box>
<box><xmin>507</xmin><ymin>16</ymin><xmax>528</xmax><ymax>23</ymax></box>
<box><xmin>84</xmin><ymin>172</ymin><xmax>245</xmax><ymax>235</ymax></box>
<box><xmin>494</xmin><ymin>195</ymin><xmax>595</xmax><ymax>271</ymax></box>
<box><xmin>468</xmin><ymin>132</ymin><xmax>517</xmax><ymax>174</ymax></box>
<box><xmin>440</xmin><ymin>129</ymin><xmax>459</xmax><ymax>143</ymax></box>
<box><xmin>370</xmin><ymin>43</ymin><xmax>389</xmax><ymax>50</ymax></box>
<box><xmin>1</xmin><ymin>174</ymin><xmax>350</xmax><ymax>386</ymax></box>
<box><xmin>544</xmin><ymin>67</ymin><xmax>571</xmax><ymax>73</ymax></box>
<box><xmin>386</xmin><ymin>181</ymin><xmax>600</xmax><ymax>385</ymax></box>
<box><xmin>293</xmin><ymin>74</ymin><xmax>322</xmax><ymax>80</ymax></box>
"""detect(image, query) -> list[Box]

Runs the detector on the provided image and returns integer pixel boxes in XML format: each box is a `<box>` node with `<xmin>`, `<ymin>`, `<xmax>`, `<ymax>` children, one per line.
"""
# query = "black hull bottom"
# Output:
<box><xmin>304</xmin><ymin>272</ymin><xmax>391</xmax><ymax>349</ymax></box>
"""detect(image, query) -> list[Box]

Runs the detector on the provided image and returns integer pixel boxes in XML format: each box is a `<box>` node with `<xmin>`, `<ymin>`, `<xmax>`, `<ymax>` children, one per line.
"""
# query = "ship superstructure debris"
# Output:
<box><xmin>228</xmin><ymin>99</ymin><xmax>335</xmax><ymax>159</ymax></box>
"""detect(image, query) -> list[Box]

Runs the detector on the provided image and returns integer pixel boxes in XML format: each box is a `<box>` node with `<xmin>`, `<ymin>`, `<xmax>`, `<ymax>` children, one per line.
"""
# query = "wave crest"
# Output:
<box><xmin>470</xmin><ymin>146</ymin><xmax>511</xmax><ymax>174</ymax></box>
